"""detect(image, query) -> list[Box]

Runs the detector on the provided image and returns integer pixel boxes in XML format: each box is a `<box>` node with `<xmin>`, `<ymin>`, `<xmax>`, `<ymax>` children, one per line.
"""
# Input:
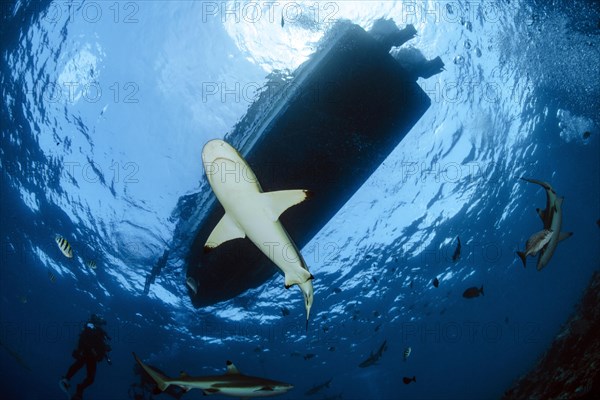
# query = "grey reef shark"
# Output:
<box><xmin>359</xmin><ymin>340</ymin><xmax>388</xmax><ymax>368</ymax></box>
<box><xmin>520</xmin><ymin>178</ymin><xmax>573</xmax><ymax>270</ymax></box>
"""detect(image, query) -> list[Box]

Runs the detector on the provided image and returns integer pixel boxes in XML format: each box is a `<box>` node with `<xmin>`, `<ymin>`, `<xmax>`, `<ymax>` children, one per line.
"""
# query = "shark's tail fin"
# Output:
<box><xmin>516</xmin><ymin>251</ymin><xmax>527</xmax><ymax>268</ymax></box>
<box><xmin>479</xmin><ymin>286</ymin><xmax>484</xmax><ymax>296</ymax></box>
<box><xmin>133</xmin><ymin>352</ymin><xmax>171</xmax><ymax>392</ymax></box>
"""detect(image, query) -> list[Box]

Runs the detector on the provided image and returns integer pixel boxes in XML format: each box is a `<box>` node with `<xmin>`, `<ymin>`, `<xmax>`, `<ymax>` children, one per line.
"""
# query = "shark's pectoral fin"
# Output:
<box><xmin>261</xmin><ymin>190</ymin><xmax>312</xmax><ymax>221</ymax></box>
<box><xmin>204</xmin><ymin>213</ymin><xmax>245</xmax><ymax>252</ymax></box>
<box><xmin>559</xmin><ymin>231</ymin><xmax>573</xmax><ymax>242</ymax></box>
<box><xmin>203</xmin><ymin>388</ymin><xmax>219</xmax><ymax>395</ymax></box>
<box><xmin>256</xmin><ymin>386</ymin><xmax>274</xmax><ymax>392</ymax></box>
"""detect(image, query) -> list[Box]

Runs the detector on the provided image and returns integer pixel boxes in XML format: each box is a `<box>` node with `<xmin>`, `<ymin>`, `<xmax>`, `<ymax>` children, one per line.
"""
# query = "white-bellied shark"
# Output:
<box><xmin>520</xmin><ymin>178</ymin><xmax>573</xmax><ymax>270</ymax></box>
<box><xmin>202</xmin><ymin>139</ymin><xmax>314</xmax><ymax>326</ymax></box>
<box><xmin>133</xmin><ymin>353</ymin><xmax>293</xmax><ymax>397</ymax></box>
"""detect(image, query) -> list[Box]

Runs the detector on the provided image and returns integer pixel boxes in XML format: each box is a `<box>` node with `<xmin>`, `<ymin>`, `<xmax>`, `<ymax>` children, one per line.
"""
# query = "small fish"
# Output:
<box><xmin>403</xmin><ymin>376</ymin><xmax>416</xmax><ymax>384</ymax></box>
<box><xmin>328</xmin><ymin>346</ymin><xmax>335</xmax><ymax>352</ymax></box>
<box><xmin>280</xmin><ymin>14</ymin><xmax>284</xmax><ymax>28</ymax></box>
<box><xmin>516</xmin><ymin>229</ymin><xmax>553</xmax><ymax>268</ymax></box>
<box><xmin>290</xmin><ymin>351</ymin><xmax>302</xmax><ymax>357</ymax></box>
<box><xmin>55</xmin><ymin>236</ymin><xmax>73</xmax><ymax>258</ymax></box>
<box><xmin>462</xmin><ymin>286</ymin><xmax>484</xmax><ymax>299</ymax></box>
<box><xmin>333</xmin><ymin>288</ymin><xmax>341</xmax><ymax>294</ymax></box>
<box><xmin>596</xmin><ymin>219</ymin><xmax>599</xmax><ymax>228</ymax></box>
<box><xmin>452</xmin><ymin>236</ymin><xmax>461</xmax><ymax>261</ymax></box>
<box><xmin>409</xmin><ymin>280</ymin><xmax>413</xmax><ymax>289</ymax></box>
<box><xmin>303</xmin><ymin>353</ymin><xmax>315</xmax><ymax>360</ymax></box>
<box><xmin>281</xmin><ymin>306</ymin><xmax>290</xmax><ymax>316</ymax></box>
<box><xmin>374</xmin><ymin>324</ymin><xmax>381</xmax><ymax>332</ymax></box>
<box><xmin>432</xmin><ymin>277</ymin><xmax>439</xmax><ymax>288</ymax></box>
<box><xmin>48</xmin><ymin>270</ymin><xmax>56</xmax><ymax>283</ymax></box>
<box><xmin>86</xmin><ymin>260</ymin><xmax>97</xmax><ymax>269</ymax></box>
<box><xmin>583</xmin><ymin>131</ymin><xmax>591</xmax><ymax>139</ymax></box>
<box><xmin>373</xmin><ymin>311</ymin><xmax>380</xmax><ymax>318</ymax></box>
<box><xmin>186</xmin><ymin>277</ymin><xmax>198</xmax><ymax>295</ymax></box>
<box><xmin>403</xmin><ymin>347</ymin><xmax>411</xmax><ymax>361</ymax></box>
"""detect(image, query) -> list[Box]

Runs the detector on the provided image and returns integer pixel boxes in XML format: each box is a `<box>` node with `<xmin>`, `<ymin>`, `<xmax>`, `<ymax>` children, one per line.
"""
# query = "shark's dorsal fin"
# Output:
<box><xmin>225</xmin><ymin>360</ymin><xmax>241</xmax><ymax>375</ymax></box>
<box><xmin>204</xmin><ymin>213</ymin><xmax>245</xmax><ymax>252</ymax></box>
<box><xmin>260</xmin><ymin>190</ymin><xmax>312</xmax><ymax>222</ymax></box>
<box><xmin>536</xmin><ymin>207</ymin><xmax>546</xmax><ymax>221</ymax></box>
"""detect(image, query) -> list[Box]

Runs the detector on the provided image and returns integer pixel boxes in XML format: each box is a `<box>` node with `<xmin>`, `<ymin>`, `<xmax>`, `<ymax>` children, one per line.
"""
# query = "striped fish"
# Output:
<box><xmin>48</xmin><ymin>270</ymin><xmax>56</xmax><ymax>283</ymax></box>
<box><xmin>516</xmin><ymin>229</ymin><xmax>553</xmax><ymax>268</ymax></box>
<box><xmin>86</xmin><ymin>260</ymin><xmax>97</xmax><ymax>269</ymax></box>
<box><xmin>403</xmin><ymin>347</ymin><xmax>411</xmax><ymax>361</ymax></box>
<box><xmin>55</xmin><ymin>236</ymin><xmax>73</xmax><ymax>258</ymax></box>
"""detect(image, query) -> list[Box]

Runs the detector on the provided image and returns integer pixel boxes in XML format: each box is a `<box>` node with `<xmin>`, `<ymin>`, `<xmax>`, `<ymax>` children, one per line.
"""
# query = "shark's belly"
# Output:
<box><xmin>538</xmin><ymin>211</ymin><xmax>563</xmax><ymax>269</ymax></box>
<box><xmin>242</xmin><ymin>217</ymin><xmax>303</xmax><ymax>273</ymax></box>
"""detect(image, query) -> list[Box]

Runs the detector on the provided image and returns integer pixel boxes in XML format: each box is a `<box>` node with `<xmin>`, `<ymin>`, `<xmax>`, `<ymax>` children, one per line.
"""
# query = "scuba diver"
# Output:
<box><xmin>59</xmin><ymin>314</ymin><xmax>112</xmax><ymax>400</ymax></box>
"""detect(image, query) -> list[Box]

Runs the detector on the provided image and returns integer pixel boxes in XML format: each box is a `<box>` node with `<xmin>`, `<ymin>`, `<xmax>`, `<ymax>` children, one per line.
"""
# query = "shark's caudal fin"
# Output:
<box><xmin>479</xmin><ymin>286</ymin><xmax>484</xmax><ymax>296</ymax></box>
<box><xmin>132</xmin><ymin>352</ymin><xmax>171</xmax><ymax>392</ymax></box>
<box><xmin>520</xmin><ymin>177</ymin><xmax>553</xmax><ymax>192</ymax></box>
<box><xmin>516</xmin><ymin>251</ymin><xmax>527</xmax><ymax>268</ymax></box>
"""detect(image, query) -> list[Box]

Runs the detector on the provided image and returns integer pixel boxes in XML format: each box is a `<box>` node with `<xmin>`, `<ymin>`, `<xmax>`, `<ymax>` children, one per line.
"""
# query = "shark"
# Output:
<box><xmin>202</xmin><ymin>139</ymin><xmax>314</xmax><ymax>326</ymax></box>
<box><xmin>133</xmin><ymin>353</ymin><xmax>293</xmax><ymax>397</ymax></box>
<box><xmin>305</xmin><ymin>378</ymin><xmax>333</xmax><ymax>396</ymax></box>
<box><xmin>358</xmin><ymin>340</ymin><xmax>388</xmax><ymax>368</ymax></box>
<box><xmin>520</xmin><ymin>178</ymin><xmax>573</xmax><ymax>270</ymax></box>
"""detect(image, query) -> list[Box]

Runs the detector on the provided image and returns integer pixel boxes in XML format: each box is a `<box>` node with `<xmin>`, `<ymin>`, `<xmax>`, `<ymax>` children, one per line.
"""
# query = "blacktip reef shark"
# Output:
<box><xmin>520</xmin><ymin>178</ymin><xmax>573</xmax><ymax>270</ymax></box>
<box><xmin>202</xmin><ymin>139</ymin><xmax>314</xmax><ymax>328</ymax></box>
<box><xmin>133</xmin><ymin>353</ymin><xmax>293</xmax><ymax>397</ymax></box>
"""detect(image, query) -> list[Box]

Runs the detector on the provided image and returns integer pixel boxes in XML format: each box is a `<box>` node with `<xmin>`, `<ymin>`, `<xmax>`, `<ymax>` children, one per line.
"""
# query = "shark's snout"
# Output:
<box><xmin>202</xmin><ymin>139</ymin><xmax>235</xmax><ymax>164</ymax></box>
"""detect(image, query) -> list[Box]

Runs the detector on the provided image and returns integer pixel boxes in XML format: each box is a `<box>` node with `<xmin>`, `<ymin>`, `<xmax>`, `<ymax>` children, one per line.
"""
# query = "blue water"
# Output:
<box><xmin>1</xmin><ymin>1</ymin><xmax>599</xmax><ymax>399</ymax></box>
